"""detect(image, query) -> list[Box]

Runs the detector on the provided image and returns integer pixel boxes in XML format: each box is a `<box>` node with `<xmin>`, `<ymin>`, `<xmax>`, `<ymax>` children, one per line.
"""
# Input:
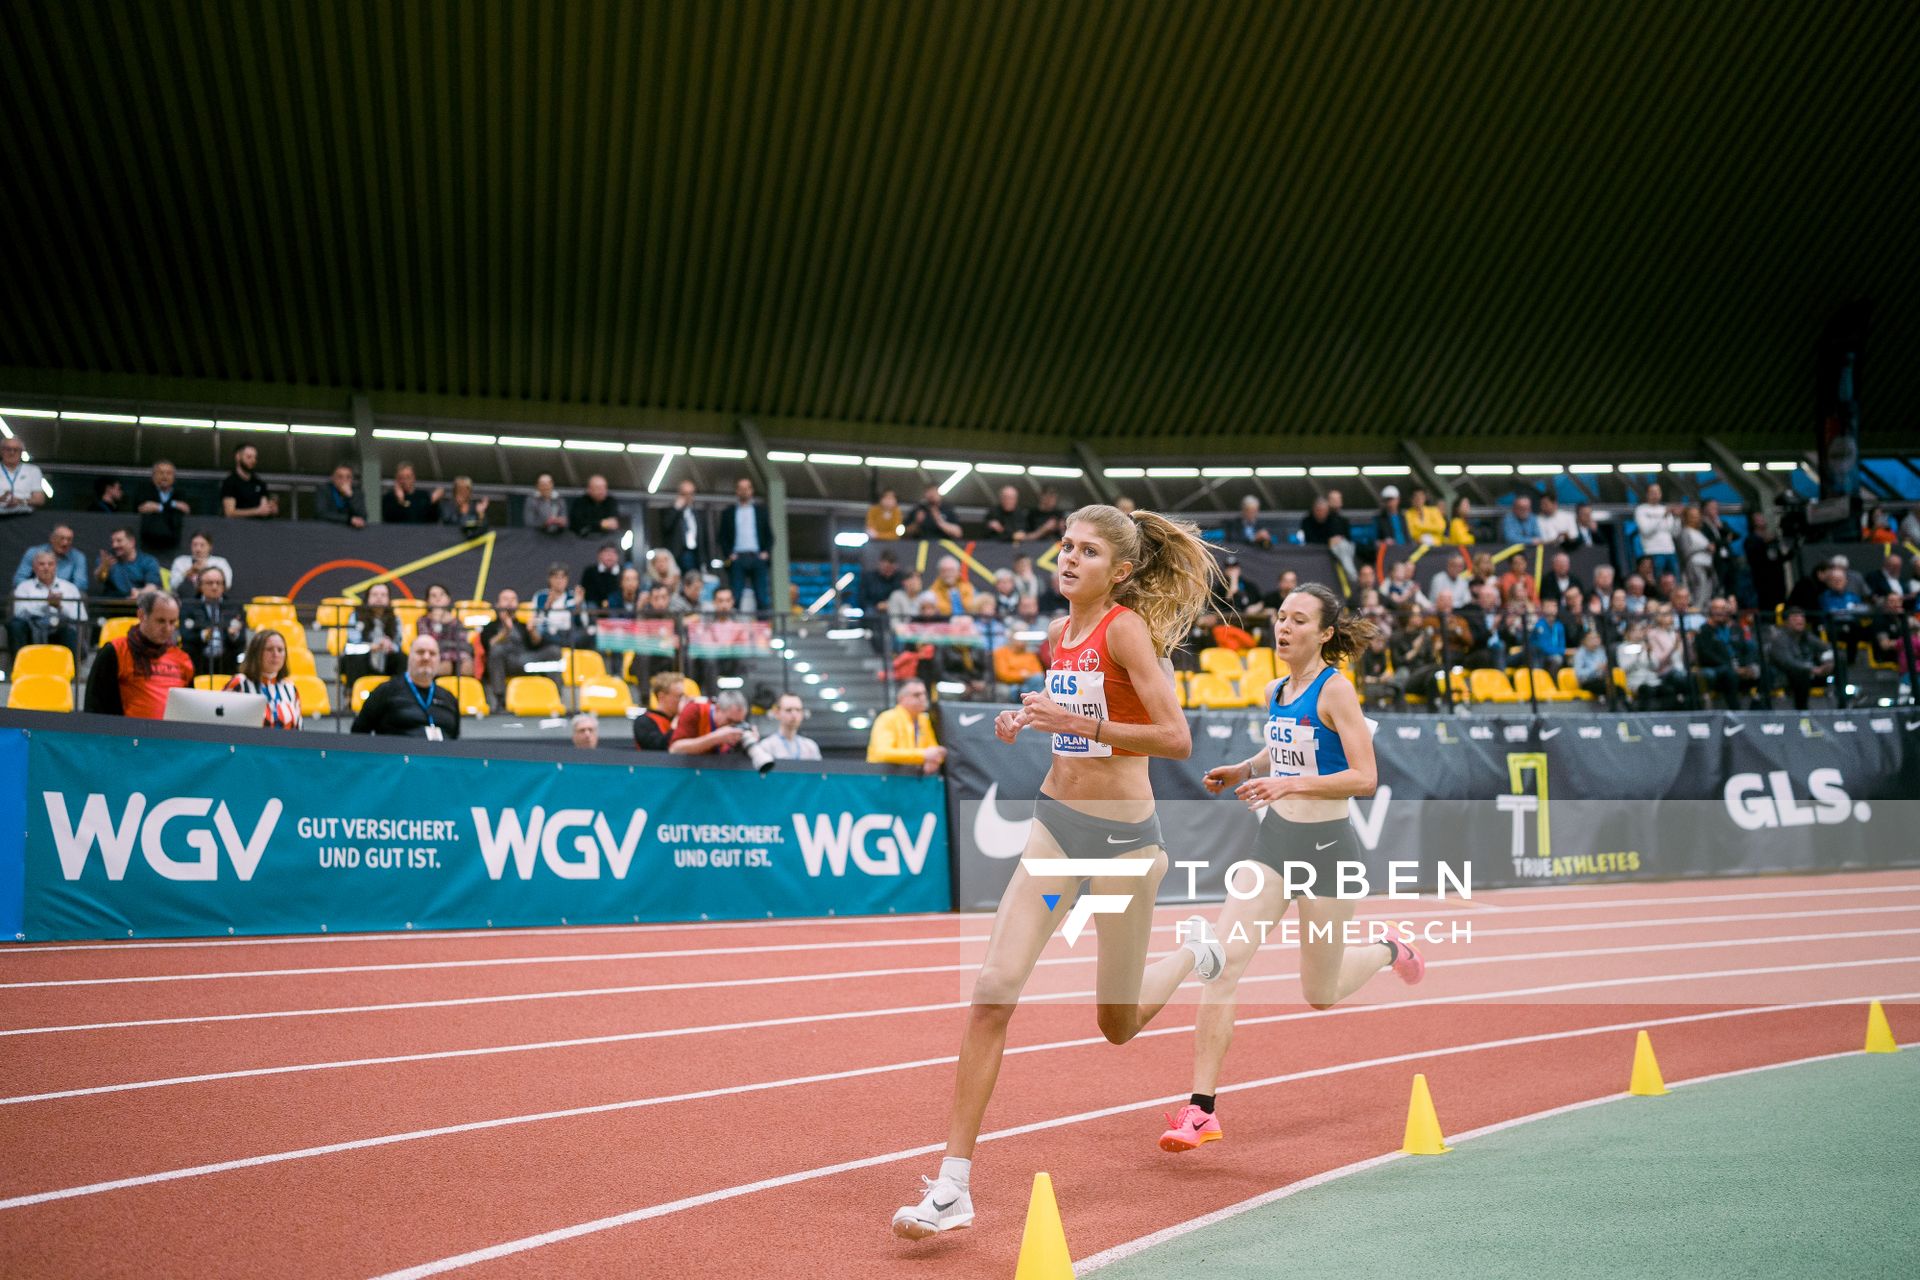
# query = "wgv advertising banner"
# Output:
<box><xmin>12</xmin><ymin>730</ymin><xmax>949</xmax><ymax>940</ymax></box>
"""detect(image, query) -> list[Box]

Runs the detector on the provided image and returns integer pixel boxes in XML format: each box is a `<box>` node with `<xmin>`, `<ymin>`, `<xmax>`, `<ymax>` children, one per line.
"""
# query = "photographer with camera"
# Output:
<box><xmin>667</xmin><ymin>688</ymin><xmax>755</xmax><ymax>756</ymax></box>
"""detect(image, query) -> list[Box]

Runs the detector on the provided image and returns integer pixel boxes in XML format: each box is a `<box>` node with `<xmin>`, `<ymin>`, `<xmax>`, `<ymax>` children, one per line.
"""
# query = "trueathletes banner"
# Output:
<box><xmin>942</xmin><ymin>706</ymin><xmax>1920</xmax><ymax>911</ymax></box>
<box><xmin>0</xmin><ymin>729</ymin><xmax>948</xmax><ymax>941</ymax></box>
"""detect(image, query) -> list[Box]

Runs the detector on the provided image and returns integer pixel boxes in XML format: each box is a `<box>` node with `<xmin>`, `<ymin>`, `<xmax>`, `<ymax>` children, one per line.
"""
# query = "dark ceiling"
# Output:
<box><xmin>1</xmin><ymin>0</ymin><xmax>1915</xmax><ymax>457</ymax></box>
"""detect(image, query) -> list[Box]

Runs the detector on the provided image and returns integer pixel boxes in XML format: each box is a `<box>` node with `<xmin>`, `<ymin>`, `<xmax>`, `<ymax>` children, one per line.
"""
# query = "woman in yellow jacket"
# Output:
<box><xmin>1405</xmin><ymin>486</ymin><xmax>1447</xmax><ymax>546</ymax></box>
<box><xmin>1445</xmin><ymin>496</ymin><xmax>1477</xmax><ymax>546</ymax></box>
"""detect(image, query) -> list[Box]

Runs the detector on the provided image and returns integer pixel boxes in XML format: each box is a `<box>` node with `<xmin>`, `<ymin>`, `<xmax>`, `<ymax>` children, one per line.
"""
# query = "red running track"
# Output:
<box><xmin>1</xmin><ymin>870</ymin><xmax>1916</xmax><ymax>1277</ymax></box>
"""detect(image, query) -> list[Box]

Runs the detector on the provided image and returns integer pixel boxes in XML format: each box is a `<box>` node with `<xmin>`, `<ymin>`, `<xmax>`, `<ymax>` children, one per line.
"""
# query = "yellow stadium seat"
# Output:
<box><xmin>1241</xmin><ymin>647</ymin><xmax>1277</xmax><ymax>686</ymax></box>
<box><xmin>350</xmin><ymin>674</ymin><xmax>387</xmax><ymax>713</ymax></box>
<box><xmin>193</xmin><ymin>674</ymin><xmax>226</xmax><ymax>691</ymax></box>
<box><xmin>456</xmin><ymin>600</ymin><xmax>495</xmax><ymax>629</ymax></box>
<box><xmin>1469</xmin><ymin>669</ymin><xmax>1521</xmax><ymax>703</ymax></box>
<box><xmin>259</xmin><ymin>621</ymin><xmax>311</xmax><ymax>654</ymax></box>
<box><xmin>7</xmin><ymin>674</ymin><xmax>73</xmax><ymax>712</ymax></box>
<box><xmin>505</xmin><ymin>675</ymin><xmax>567</xmax><ymax>718</ymax></box>
<box><xmin>1511</xmin><ymin>669</ymin><xmax>1565</xmax><ymax>702</ymax></box>
<box><xmin>515</xmin><ymin>602</ymin><xmax>537</xmax><ymax>626</ymax></box>
<box><xmin>11</xmin><ymin>644</ymin><xmax>75</xmax><ymax>682</ymax></box>
<box><xmin>560</xmin><ymin>648</ymin><xmax>607</xmax><ymax>686</ymax></box>
<box><xmin>1199</xmin><ymin>647</ymin><xmax>1244</xmax><ymax>679</ymax></box>
<box><xmin>98</xmin><ymin>616</ymin><xmax>137</xmax><ymax>645</ymax></box>
<box><xmin>576</xmin><ymin>677</ymin><xmax>634</xmax><ymax>716</ymax></box>
<box><xmin>1174</xmin><ymin>670</ymin><xmax>1191</xmax><ymax>708</ymax></box>
<box><xmin>392</xmin><ymin>598</ymin><xmax>427</xmax><ymax>619</ymax></box>
<box><xmin>245</xmin><ymin>602</ymin><xmax>299</xmax><ymax>629</ymax></box>
<box><xmin>292</xmin><ymin>674</ymin><xmax>332</xmax><ymax>718</ymax></box>
<box><xmin>436</xmin><ymin>675</ymin><xmax>490</xmax><ymax>717</ymax></box>
<box><xmin>1557</xmin><ymin>666</ymin><xmax>1595</xmax><ymax>700</ymax></box>
<box><xmin>316</xmin><ymin>597</ymin><xmax>356</xmax><ymax>628</ymax></box>
<box><xmin>251</xmin><ymin>595</ymin><xmax>291</xmax><ymax>604</ymax></box>
<box><xmin>1186</xmin><ymin>673</ymin><xmax>1242</xmax><ymax>710</ymax></box>
<box><xmin>283</xmin><ymin>647</ymin><xmax>318</xmax><ymax>678</ymax></box>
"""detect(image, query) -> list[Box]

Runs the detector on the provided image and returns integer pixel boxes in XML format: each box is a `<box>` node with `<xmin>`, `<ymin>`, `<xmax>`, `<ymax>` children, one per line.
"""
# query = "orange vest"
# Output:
<box><xmin>111</xmin><ymin>634</ymin><xmax>195</xmax><ymax>719</ymax></box>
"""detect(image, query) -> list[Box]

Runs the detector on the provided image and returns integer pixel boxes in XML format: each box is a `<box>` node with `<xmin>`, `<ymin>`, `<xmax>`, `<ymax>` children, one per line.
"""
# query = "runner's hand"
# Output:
<box><xmin>1235</xmin><ymin>776</ymin><xmax>1294</xmax><ymax>810</ymax></box>
<box><xmin>1203</xmin><ymin>761</ymin><xmax>1250</xmax><ymax>794</ymax></box>
<box><xmin>1018</xmin><ymin>691</ymin><xmax>1078</xmax><ymax>735</ymax></box>
<box><xmin>994</xmin><ymin>708</ymin><xmax>1029</xmax><ymax>742</ymax></box>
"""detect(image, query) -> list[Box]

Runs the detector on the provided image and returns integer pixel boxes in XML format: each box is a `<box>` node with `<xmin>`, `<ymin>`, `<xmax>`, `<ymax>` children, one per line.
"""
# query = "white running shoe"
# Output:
<box><xmin>1181</xmin><ymin>914</ymin><xmax>1226</xmax><ymax>981</ymax></box>
<box><xmin>891</xmin><ymin>1175</ymin><xmax>974</xmax><ymax>1239</ymax></box>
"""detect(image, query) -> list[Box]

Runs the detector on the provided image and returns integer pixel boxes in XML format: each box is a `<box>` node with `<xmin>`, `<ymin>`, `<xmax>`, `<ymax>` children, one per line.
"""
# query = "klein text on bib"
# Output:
<box><xmin>1266</xmin><ymin>716</ymin><xmax>1318</xmax><ymax>777</ymax></box>
<box><xmin>1047</xmin><ymin>668</ymin><xmax>1112</xmax><ymax>757</ymax></box>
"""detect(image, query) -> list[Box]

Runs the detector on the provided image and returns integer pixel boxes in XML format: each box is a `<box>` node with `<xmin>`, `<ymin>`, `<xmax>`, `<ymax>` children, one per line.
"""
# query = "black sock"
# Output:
<box><xmin>1382</xmin><ymin>938</ymin><xmax>1400</xmax><ymax>965</ymax></box>
<box><xmin>1190</xmin><ymin>1093</ymin><xmax>1216</xmax><ymax>1114</ymax></box>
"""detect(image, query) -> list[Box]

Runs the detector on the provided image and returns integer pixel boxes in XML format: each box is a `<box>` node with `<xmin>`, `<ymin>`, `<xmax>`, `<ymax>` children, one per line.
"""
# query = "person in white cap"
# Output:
<box><xmin>1372</xmin><ymin>485</ymin><xmax>1408</xmax><ymax>545</ymax></box>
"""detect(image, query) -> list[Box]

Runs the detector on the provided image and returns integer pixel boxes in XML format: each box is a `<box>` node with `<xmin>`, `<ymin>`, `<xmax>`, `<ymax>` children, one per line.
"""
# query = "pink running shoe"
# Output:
<box><xmin>1158</xmin><ymin>1103</ymin><xmax>1223</xmax><ymax>1153</ymax></box>
<box><xmin>1390</xmin><ymin>939</ymin><xmax>1426</xmax><ymax>984</ymax></box>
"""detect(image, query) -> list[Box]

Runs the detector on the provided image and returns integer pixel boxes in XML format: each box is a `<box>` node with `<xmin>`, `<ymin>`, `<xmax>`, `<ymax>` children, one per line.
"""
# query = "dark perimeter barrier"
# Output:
<box><xmin>942</xmin><ymin>705</ymin><xmax>1920</xmax><ymax>911</ymax></box>
<box><xmin>0</xmin><ymin>711</ymin><xmax>949</xmax><ymax>941</ymax></box>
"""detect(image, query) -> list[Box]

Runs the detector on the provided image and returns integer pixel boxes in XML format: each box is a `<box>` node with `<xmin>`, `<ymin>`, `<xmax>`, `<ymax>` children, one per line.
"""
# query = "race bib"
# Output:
<box><xmin>1047</xmin><ymin>668</ymin><xmax>1112</xmax><ymax>758</ymax></box>
<box><xmin>1267</xmin><ymin>716</ymin><xmax>1318</xmax><ymax>778</ymax></box>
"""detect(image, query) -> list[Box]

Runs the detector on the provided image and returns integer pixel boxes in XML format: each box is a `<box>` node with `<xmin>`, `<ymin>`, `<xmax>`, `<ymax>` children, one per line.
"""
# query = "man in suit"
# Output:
<box><xmin>1537</xmin><ymin>551</ymin><xmax>1586</xmax><ymax>605</ymax></box>
<box><xmin>718</xmin><ymin>475</ymin><xmax>774</xmax><ymax>613</ymax></box>
<box><xmin>658</xmin><ymin>479</ymin><xmax>708</xmax><ymax>577</ymax></box>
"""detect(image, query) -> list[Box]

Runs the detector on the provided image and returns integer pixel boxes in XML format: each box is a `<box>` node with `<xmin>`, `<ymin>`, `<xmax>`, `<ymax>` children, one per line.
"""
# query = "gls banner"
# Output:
<box><xmin>10</xmin><ymin>730</ymin><xmax>948</xmax><ymax>940</ymax></box>
<box><xmin>942</xmin><ymin>707</ymin><xmax>1920</xmax><ymax>911</ymax></box>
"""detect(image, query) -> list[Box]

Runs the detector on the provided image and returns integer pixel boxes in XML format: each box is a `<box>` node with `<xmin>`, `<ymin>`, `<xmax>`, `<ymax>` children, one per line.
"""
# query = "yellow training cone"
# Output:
<box><xmin>1629</xmin><ymin>1030</ymin><xmax>1667</xmax><ymax>1096</ymax></box>
<box><xmin>1014</xmin><ymin>1172</ymin><xmax>1075</xmax><ymax>1280</ymax></box>
<box><xmin>1865</xmin><ymin>1000</ymin><xmax>1900</xmax><ymax>1054</ymax></box>
<box><xmin>1401</xmin><ymin>1073</ymin><xmax>1450</xmax><ymax>1155</ymax></box>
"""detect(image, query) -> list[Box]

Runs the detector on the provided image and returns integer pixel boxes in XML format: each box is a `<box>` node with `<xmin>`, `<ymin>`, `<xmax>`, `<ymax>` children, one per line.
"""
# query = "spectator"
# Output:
<box><xmin>220</xmin><ymin>443</ymin><xmax>278</xmax><ymax>519</ymax></box>
<box><xmin>1372</xmin><ymin>486</ymin><xmax>1408</xmax><ymax>545</ymax></box>
<box><xmin>1500</xmin><ymin>494</ymin><xmax>1543</xmax><ymax>545</ymax></box>
<box><xmin>1454</xmin><ymin>583</ymin><xmax>1501</xmax><ymax>669</ymax></box>
<box><xmin>382</xmin><ymin>462</ymin><xmax>442</xmax><ymax>525</ymax></box>
<box><xmin>632</xmin><ymin>670</ymin><xmax>688</xmax><ymax>750</ymax></box>
<box><xmin>524</xmin><ymin>472</ymin><xmax>569</xmax><ymax>533</ymax></box>
<box><xmin>669</xmin><ymin>688</ymin><xmax>753</xmax><ymax>755</ymax></box>
<box><xmin>760</xmin><ymin>692</ymin><xmax>822</xmax><ymax>762</ymax></box>
<box><xmin>9</xmin><ymin>548</ymin><xmax>84</xmax><ymax>655</ymax></box>
<box><xmin>1217</xmin><ymin>557</ymin><xmax>1261</xmax><ymax>619</ymax></box>
<box><xmin>416</xmin><ymin>583</ymin><xmax>475</xmax><ymax>678</ymax></box>
<box><xmin>569</xmin><ymin>474</ymin><xmax>622</xmax><ymax>538</ymax></box>
<box><xmin>1567</xmin><ymin>502</ymin><xmax>1605</xmax><ymax>550</ymax></box>
<box><xmin>1496</xmin><ymin>556</ymin><xmax>1537</xmax><ymax>606</ymax></box>
<box><xmin>1695</xmin><ymin>597</ymin><xmax>1764</xmax><ymax>709</ymax></box>
<box><xmin>645</xmin><ymin>547</ymin><xmax>681</xmax><ymax>591</ymax></box>
<box><xmin>91</xmin><ymin>477</ymin><xmax>125</xmax><ymax>514</ymax></box>
<box><xmin>1114</xmin><ymin>495</ymin><xmax>1137</xmax><ymax>514</ymax></box>
<box><xmin>1590</xmin><ymin>563</ymin><xmax>1617</xmax><ymax>607</ymax></box>
<box><xmin>0</xmin><ymin>435</ymin><xmax>47</xmax><ymax>517</ymax></box>
<box><xmin>905</xmin><ymin>484</ymin><xmax>963</xmax><ymax>540</ymax></box>
<box><xmin>570</xmin><ymin>713</ymin><xmax>600</xmax><ymax>749</ymax></box>
<box><xmin>439</xmin><ymin>475</ymin><xmax>490</xmax><ymax>536</ymax></box>
<box><xmin>1670</xmin><ymin>585</ymin><xmax>1706</xmax><ymax>633</ymax></box>
<box><xmin>991</xmin><ymin>569</ymin><xmax>1022</xmax><ymax>614</ymax></box>
<box><xmin>1536</xmin><ymin>492</ymin><xmax>1578</xmax><ymax>545</ymax></box>
<box><xmin>1345</xmin><ymin>563</ymin><xmax>1380</xmax><ymax>610</ymax></box>
<box><xmin>1677</xmin><ymin>506</ymin><xmax>1717</xmax><ymax>603</ymax></box>
<box><xmin>351</xmin><ymin>633</ymin><xmax>461</xmax><ymax>738</ymax></box>
<box><xmin>1615</xmin><ymin>618</ymin><xmax>1663</xmax><ymax>707</ymax></box>
<box><xmin>1865</xmin><ymin>554</ymin><xmax>1914</xmax><ymax>602</ymax></box>
<box><xmin>580</xmin><ymin>544</ymin><xmax>626</xmax><ymax>611</ymax></box>
<box><xmin>177</xmin><ymin>566</ymin><xmax>248</xmax><ymax>678</ymax></box>
<box><xmin>1766</xmin><ymin>607</ymin><xmax>1834</xmax><ymax>710</ymax></box>
<box><xmin>1025</xmin><ymin>488</ymin><xmax>1064</xmax><ymax>543</ymax></box>
<box><xmin>886</xmin><ymin>571</ymin><xmax>923</xmax><ymax>629</ymax></box>
<box><xmin>83</xmin><ymin>589</ymin><xmax>194</xmax><ymax>718</ymax></box>
<box><xmin>860</xmin><ymin>550</ymin><xmax>905</xmax><ymax>615</ymax></box>
<box><xmin>1560</xmin><ymin>587</ymin><xmax>1591</xmax><ymax>649</ymax></box>
<box><xmin>532</xmin><ymin>563</ymin><xmax>591</xmax><ymax>650</ymax></box>
<box><xmin>1572</xmin><ymin>630</ymin><xmax>1611</xmax><ymax>701</ymax></box>
<box><xmin>1427</xmin><ymin>552</ymin><xmax>1472</xmax><ymax>609</ymax></box>
<box><xmin>1445</xmin><ymin>496</ymin><xmax>1476</xmax><ymax>546</ymax></box>
<box><xmin>1387</xmin><ymin>605</ymin><xmax>1441</xmax><ymax>703</ymax></box>
<box><xmin>1814</xmin><ymin>558</ymin><xmax>1871</xmax><ymax>665</ymax></box>
<box><xmin>605</xmin><ymin>566</ymin><xmax>645</xmax><ymax>619</ymax></box>
<box><xmin>659</xmin><ymin>479</ymin><xmax>707</xmax><ymax>575</ymax></box>
<box><xmin>929</xmin><ymin>556</ymin><xmax>975</xmax><ymax>616</ymax></box>
<box><xmin>1227</xmin><ymin>495</ymin><xmax>1274</xmax><ymax>547</ymax></box>
<box><xmin>670</xmin><ymin>571</ymin><xmax>707</xmax><ymax>615</ymax></box>
<box><xmin>314</xmin><ymin>462</ymin><xmax>368</xmax><ymax>528</ymax></box>
<box><xmin>1622</xmin><ymin>574</ymin><xmax>1650</xmax><ymax>615</ymax></box>
<box><xmin>624</xmin><ymin>580</ymin><xmax>678</xmax><ymax>685</ymax></box>
<box><xmin>1700</xmin><ymin>499</ymin><xmax>1738</xmax><ymax>591</ymax></box>
<box><xmin>1529</xmin><ymin>599</ymin><xmax>1568</xmax><ymax>671</ymax></box>
<box><xmin>1868</xmin><ymin>594</ymin><xmax>1917</xmax><ymax>690</ymax></box>
<box><xmin>480</xmin><ymin>588</ymin><xmax>554</xmax><ymax>705</ymax></box>
<box><xmin>1261</xmin><ymin>568</ymin><xmax>1302</xmax><ymax>615</ymax></box>
<box><xmin>1633</xmin><ymin>483</ymin><xmax>1679</xmax><ymax>580</ymax></box>
<box><xmin>866</xmin><ymin>679</ymin><xmax>947</xmax><ymax>774</ymax></box>
<box><xmin>340</xmin><ymin>582</ymin><xmax>404</xmax><ymax>685</ymax></box>
<box><xmin>994</xmin><ymin>627</ymin><xmax>1045</xmax><ymax>695</ymax></box>
<box><xmin>224</xmin><ymin>629</ymin><xmax>302</xmax><ymax>730</ymax></box>
<box><xmin>1864</xmin><ymin>508</ymin><xmax>1897</xmax><ymax>545</ymax></box>
<box><xmin>866</xmin><ymin>487</ymin><xmax>905</xmax><ymax>542</ymax></box>
<box><xmin>1297</xmin><ymin>495</ymin><xmax>1357</xmax><ymax>580</ymax></box>
<box><xmin>1538</xmin><ymin>551</ymin><xmax>1584</xmax><ymax>605</ymax></box>
<box><xmin>1012</xmin><ymin>554</ymin><xmax>1048</xmax><ymax>608</ymax></box>
<box><xmin>1653</xmin><ymin>569</ymin><xmax>1680</xmax><ymax>605</ymax></box>
<box><xmin>718</xmin><ymin>476</ymin><xmax>773</xmax><ymax>611</ymax></box>
<box><xmin>1381</xmin><ymin>559</ymin><xmax>1429</xmax><ymax>613</ymax></box>
<box><xmin>984</xmin><ymin>485</ymin><xmax>1029</xmax><ymax>542</ymax></box>
<box><xmin>12</xmin><ymin>523</ymin><xmax>86</xmax><ymax>590</ymax></box>
<box><xmin>1901</xmin><ymin>507</ymin><xmax>1920</xmax><ymax>548</ymax></box>
<box><xmin>169</xmin><ymin>529</ymin><xmax>235</xmax><ymax>599</ymax></box>
<box><xmin>94</xmin><ymin>527</ymin><xmax>163</xmax><ymax>601</ymax></box>
<box><xmin>1405</xmin><ymin>487</ymin><xmax>1446</xmax><ymax>546</ymax></box>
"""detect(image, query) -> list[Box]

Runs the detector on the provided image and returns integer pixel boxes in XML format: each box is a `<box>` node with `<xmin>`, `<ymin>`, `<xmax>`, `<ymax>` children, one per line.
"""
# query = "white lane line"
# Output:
<box><xmin>363</xmin><ymin>992</ymin><xmax>1919</xmax><ymax>1279</ymax></box>
<box><xmin>5</xmin><ymin>880</ymin><xmax>1915</xmax><ymax>961</ymax></box>
<box><xmin>1077</xmin><ymin>1047</ymin><xmax>1870</xmax><ymax>1272</ymax></box>
<box><xmin>8</xmin><ymin>928</ymin><xmax>1911</xmax><ymax>1107</ymax></box>
<box><xmin>1477</xmin><ymin>902</ymin><xmax>1920</xmax><ymax>938</ymax></box>
<box><xmin>1</xmin><ymin>967</ymin><xmax>1912</xmax><ymax>1214</ymax></box>
<box><xmin>5</xmin><ymin>906</ymin><xmax>1913</xmax><ymax>1037</ymax></box>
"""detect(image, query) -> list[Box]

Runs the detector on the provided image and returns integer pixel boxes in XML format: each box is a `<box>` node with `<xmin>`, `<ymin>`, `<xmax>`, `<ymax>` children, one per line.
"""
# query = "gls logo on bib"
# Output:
<box><xmin>46</xmin><ymin>793</ymin><xmax>281</xmax><ymax>881</ymax></box>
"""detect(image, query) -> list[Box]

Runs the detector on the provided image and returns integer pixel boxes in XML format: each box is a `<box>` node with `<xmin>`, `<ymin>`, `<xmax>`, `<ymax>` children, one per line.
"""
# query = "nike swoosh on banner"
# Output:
<box><xmin>1724</xmin><ymin>723</ymin><xmax>1744</xmax><ymax>736</ymax></box>
<box><xmin>1907</xmin><ymin>721</ymin><xmax>1920</xmax><ymax>732</ymax></box>
<box><xmin>958</xmin><ymin>713</ymin><xmax>986</xmax><ymax>726</ymax></box>
<box><xmin>972</xmin><ymin>782</ymin><xmax>1034</xmax><ymax>859</ymax></box>
<box><xmin>1540</xmin><ymin>728</ymin><xmax>1561</xmax><ymax>740</ymax></box>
